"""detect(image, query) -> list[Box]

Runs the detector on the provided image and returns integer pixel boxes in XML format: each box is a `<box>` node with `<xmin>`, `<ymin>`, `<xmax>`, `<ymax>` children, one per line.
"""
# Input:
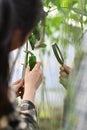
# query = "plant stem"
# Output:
<box><xmin>22</xmin><ymin>42</ymin><xmax>29</xmax><ymax>78</ymax></box>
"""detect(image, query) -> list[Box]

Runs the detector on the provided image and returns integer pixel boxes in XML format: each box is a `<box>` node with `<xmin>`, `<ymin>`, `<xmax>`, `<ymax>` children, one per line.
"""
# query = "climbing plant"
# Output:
<box><xmin>22</xmin><ymin>1</ymin><xmax>87</xmax><ymax>130</ymax></box>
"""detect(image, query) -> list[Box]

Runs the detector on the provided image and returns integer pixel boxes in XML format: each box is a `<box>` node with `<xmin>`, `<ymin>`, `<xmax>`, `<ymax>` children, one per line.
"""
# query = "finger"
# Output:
<box><xmin>26</xmin><ymin>65</ymin><xmax>30</xmax><ymax>71</ymax></box>
<box><xmin>17</xmin><ymin>79</ymin><xmax>24</xmax><ymax>86</ymax></box>
<box><xmin>12</xmin><ymin>79</ymin><xmax>23</xmax><ymax>85</ymax></box>
<box><xmin>13</xmin><ymin>80</ymin><xmax>24</xmax><ymax>89</ymax></box>
<box><xmin>25</xmin><ymin>66</ymin><xmax>30</xmax><ymax>76</ymax></box>
<box><xmin>63</xmin><ymin>64</ymin><xmax>71</xmax><ymax>73</ymax></box>
<box><xmin>60</xmin><ymin>71</ymin><xmax>69</xmax><ymax>77</ymax></box>
<box><xmin>33</xmin><ymin>62</ymin><xmax>41</xmax><ymax>71</ymax></box>
<box><xmin>60</xmin><ymin>66</ymin><xmax>64</xmax><ymax>71</ymax></box>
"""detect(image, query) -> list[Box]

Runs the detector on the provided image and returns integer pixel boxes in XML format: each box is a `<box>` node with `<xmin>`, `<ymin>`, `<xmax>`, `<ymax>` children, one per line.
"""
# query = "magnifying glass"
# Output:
<box><xmin>52</xmin><ymin>43</ymin><xmax>69</xmax><ymax>75</ymax></box>
<box><xmin>52</xmin><ymin>43</ymin><xmax>64</xmax><ymax>65</ymax></box>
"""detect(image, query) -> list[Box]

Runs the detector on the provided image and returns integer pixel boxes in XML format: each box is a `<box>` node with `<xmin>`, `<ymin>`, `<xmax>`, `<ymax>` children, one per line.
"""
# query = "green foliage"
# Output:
<box><xmin>27</xmin><ymin>1</ymin><xmax>87</xmax><ymax>130</ymax></box>
<box><xmin>72</xmin><ymin>8</ymin><xmax>87</xmax><ymax>16</ymax></box>
<box><xmin>29</xmin><ymin>33</ymin><xmax>36</xmax><ymax>50</ymax></box>
<box><xmin>28</xmin><ymin>55</ymin><xmax>36</xmax><ymax>71</ymax></box>
<box><xmin>27</xmin><ymin>0</ymin><xmax>86</xmax><ymax>56</ymax></box>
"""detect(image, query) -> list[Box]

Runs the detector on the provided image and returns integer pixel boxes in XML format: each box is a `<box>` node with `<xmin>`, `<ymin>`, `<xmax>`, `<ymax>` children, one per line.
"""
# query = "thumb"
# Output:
<box><xmin>33</xmin><ymin>62</ymin><xmax>41</xmax><ymax>71</ymax></box>
<box><xmin>26</xmin><ymin>65</ymin><xmax>30</xmax><ymax>71</ymax></box>
<box><xmin>63</xmin><ymin>64</ymin><xmax>71</xmax><ymax>74</ymax></box>
<box><xmin>25</xmin><ymin>66</ymin><xmax>30</xmax><ymax>77</ymax></box>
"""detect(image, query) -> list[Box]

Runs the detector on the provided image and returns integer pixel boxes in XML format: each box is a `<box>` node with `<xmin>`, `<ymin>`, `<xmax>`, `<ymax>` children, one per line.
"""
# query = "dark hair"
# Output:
<box><xmin>0</xmin><ymin>0</ymin><xmax>15</xmax><ymax>117</ymax></box>
<box><xmin>0</xmin><ymin>0</ymin><xmax>43</xmax><ymax>117</ymax></box>
<box><xmin>13</xmin><ymin>0</ymin><xmax>43</xmax><ymax>36</ymax></box>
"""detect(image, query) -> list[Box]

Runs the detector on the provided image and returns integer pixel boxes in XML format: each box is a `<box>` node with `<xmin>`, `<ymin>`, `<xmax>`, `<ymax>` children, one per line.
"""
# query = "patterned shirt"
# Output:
<box><xmin>0</xmin><ymin>95</ymin><xmax>39</xmax><ymax>130</ymax></box>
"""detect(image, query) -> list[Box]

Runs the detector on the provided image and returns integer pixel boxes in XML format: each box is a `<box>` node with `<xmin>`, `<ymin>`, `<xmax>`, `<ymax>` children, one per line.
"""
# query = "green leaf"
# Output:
<box><xmin>72</xmin><ymin>8</ymin><xmax>87</xmax><ymax>16</ymax></box>
<box><xmin>29</xmin><ymin>33</ymin><xmax>36</xmax><ymax>50</ymax></box>
<box><xmin>29</xmin><ymin>55</ymin><xmax>36</xmax><ymax>71</ymax></box>
<box><xmin>40</xmin><ymin>43</ymin><xmax>47</xmax><ymax>48</ymax></box>
<box><xmin>35</xmin><ymin>43</ymin><xmax>47</xmax><ymax>49</ymax></box>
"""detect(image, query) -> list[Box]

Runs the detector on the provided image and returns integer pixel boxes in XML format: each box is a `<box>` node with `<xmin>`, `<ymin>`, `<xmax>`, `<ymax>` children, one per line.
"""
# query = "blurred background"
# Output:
<box><xmin>9</xmin><ymin>0</ymin><xmax>87</xmax><ymax>130</ymax></box>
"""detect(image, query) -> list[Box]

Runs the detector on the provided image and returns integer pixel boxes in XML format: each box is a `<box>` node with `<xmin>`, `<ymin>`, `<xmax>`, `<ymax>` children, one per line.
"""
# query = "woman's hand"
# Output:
<box><xmin>11</xmin><ymin>79</ymin><xmax>24</xmax><ymax>97</ymax></box>
<box><xmin>59</xmin><ymin>65</ymin><xmax>71</xmax><ymax>89</ymax></box>
<box><xmin>23</xmin><ymin>62</ymin><xmax>43</xmax><ymax>103</ymax></box>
